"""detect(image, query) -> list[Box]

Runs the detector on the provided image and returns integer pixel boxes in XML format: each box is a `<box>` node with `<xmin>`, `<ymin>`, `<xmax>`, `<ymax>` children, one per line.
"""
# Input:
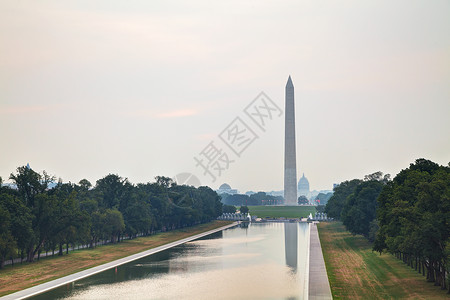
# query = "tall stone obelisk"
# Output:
<box><xmin>284</xmin><ymin>76</ymin><xmax>297</xmax><ymax>205</ymax></box>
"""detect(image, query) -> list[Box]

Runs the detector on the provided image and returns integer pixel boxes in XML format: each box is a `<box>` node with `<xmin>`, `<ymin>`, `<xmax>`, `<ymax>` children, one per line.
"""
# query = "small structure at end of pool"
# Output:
<box><xmin>217</xmin><ymin>213</ymin><xmax>255</xmax><ymax>221</ymax></box>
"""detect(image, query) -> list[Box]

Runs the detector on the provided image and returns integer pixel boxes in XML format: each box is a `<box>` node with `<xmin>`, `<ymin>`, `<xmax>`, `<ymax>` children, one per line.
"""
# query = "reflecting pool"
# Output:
<box><xmin>30</xmin><ymin>222</ymin><xmax>309</xmax><ymax>300</ymax></box>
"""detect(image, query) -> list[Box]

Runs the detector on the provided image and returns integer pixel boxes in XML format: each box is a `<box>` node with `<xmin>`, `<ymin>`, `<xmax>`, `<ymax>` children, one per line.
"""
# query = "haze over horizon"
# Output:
<box><xmin>1</xmin><ymin>1</ymin><xmax>449</xmax><ymax>193</ymax></box>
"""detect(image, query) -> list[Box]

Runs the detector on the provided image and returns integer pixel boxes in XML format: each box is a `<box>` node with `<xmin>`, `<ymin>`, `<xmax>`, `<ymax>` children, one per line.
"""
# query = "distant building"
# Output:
<box><xmin>298</xmin><ymin>173</ymin><xmax>310</xmax><ymax>197</ymax></box>
<box><xmin>217</xmin><ymin>183</ymin><xmax>238</xmax><ymax>195</ymax></box>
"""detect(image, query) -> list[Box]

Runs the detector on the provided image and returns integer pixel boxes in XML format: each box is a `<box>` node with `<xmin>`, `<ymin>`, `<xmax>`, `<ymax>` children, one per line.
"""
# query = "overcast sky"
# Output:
<box><xmin>1</xmin><ymin>0</ymin><xmax>449</xmax><ymax>193</ymax></box>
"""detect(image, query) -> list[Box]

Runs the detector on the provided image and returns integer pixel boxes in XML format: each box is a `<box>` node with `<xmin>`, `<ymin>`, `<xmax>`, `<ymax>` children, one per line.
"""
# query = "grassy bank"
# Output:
<box><xmin>318</xmin><ymin>222</ymin><xmax>448</xmax><ymax>299</ymax></box>
<box><xmin>248</xmin><ymin>205</ymin><xmax>316</xmax><ymax>218</ymax></box>
<box><xmin>0</xmin><ymin>221</ymin><xmax>233</xmax><ymax>297</ymax></box>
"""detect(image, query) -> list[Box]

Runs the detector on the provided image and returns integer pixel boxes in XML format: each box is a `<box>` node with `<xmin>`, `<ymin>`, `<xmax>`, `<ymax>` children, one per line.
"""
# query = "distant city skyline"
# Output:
<box><xmin>1</xmin><ymin>1</ymin><xmax>449</xmax><ymax>192</ymax></box>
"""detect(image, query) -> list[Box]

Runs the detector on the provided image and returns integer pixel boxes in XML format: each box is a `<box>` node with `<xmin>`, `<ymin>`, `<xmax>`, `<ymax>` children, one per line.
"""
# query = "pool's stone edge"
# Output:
<box><xmin>308</xmin><ymin>222</ymin><xmax>333</xmax><ymax>300</ymax></box>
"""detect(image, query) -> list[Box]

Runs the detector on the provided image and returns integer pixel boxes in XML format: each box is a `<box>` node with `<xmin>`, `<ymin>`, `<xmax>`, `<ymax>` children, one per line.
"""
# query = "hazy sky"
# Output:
<box><xmin>1</xmin><ymin>1</ymin><xmax>449</xmax><ymax>193</ymax></box>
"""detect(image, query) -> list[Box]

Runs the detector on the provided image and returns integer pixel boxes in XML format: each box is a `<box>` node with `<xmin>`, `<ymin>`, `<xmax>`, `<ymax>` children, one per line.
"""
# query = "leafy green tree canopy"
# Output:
<box><xmin>223</xmin><ymin>205</ymin><xmax>236</xmax><ymax>214</ymax></box>
<box><xmin>240</xmin><ymin>205</ymin><xmax>249</xmax><ymax>214</ymax></box>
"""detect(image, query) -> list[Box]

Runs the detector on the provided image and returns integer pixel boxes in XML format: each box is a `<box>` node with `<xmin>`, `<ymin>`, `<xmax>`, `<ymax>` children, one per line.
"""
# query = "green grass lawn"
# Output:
<box><xmin>247</xmin><ymin>205</ymin><xmax>316</xmax><ymax>218</ymax></box>
<box><xmin>318</xmin><ymin>222</ymin><xmax>449</xmax><ymax>299</ymax></box>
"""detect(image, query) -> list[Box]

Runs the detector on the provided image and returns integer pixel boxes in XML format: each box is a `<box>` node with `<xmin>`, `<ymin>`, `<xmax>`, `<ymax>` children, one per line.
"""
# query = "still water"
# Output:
<box><xmin>30</xmin><ymin>222</ymin><xmax>309</xmax><ymax>300</ymax></box>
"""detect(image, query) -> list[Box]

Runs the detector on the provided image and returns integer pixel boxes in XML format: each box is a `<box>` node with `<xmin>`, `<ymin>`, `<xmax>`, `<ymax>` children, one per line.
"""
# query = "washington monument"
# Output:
<box><xmin>284</xmin><ymin>76</ymin><xmax>297</xmax><ymax>205</ymax></box>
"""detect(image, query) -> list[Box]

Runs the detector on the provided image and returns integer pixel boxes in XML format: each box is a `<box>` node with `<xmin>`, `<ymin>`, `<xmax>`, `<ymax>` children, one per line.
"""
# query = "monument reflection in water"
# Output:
<box><xmin>284</xmin><ymin>222</ymin><xmax>298</xmax><ymax>271</ymax></box>
<box><xmin>30</xmin><ymin>222</ymin><xmax>309</xmax><ymax>300</ymax></box>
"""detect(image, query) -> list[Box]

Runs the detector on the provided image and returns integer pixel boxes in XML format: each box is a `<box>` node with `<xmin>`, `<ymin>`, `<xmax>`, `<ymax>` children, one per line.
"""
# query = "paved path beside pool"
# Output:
<box><xmin>309</xmin><ymin>222</ymin><xmax>333</xmax><ymax>300</ymax></box>
<box><xmin>1</xmin><ymin>222</ymin><xmax>238</xmax><ymax>300</ymax></box>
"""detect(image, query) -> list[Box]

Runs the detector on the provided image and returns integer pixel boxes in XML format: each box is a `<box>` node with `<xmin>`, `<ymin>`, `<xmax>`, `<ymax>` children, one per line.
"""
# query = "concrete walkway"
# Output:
<box><xmin>309</xmin><ymin>222</ymin><xmax>333</xmax><ymax>300</ymax></box>
<box><xmin>1</xmin><ymin>222</ymin><xmax>238</xmax><ymax>300</ymax></box>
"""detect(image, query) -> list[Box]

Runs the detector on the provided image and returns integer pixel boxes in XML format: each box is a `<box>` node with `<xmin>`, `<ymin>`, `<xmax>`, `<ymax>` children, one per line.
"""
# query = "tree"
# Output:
<box><xmin>95</xmin><ymin>174</ymin><xmax>132</xmax><ymax>209</ymax></box>
<box><xmin>316</xmin><ymin>205</ymin><xmax>325</xmax><ymax>213</ymax></box>
<box><xmin>9</xmin><ymin>166</ymin><xmax>50</xmax><ymax>207</ymax></box>
<box><xmin>155</xmin><ymin>176</ymin><xmax>174</xmax><ymax>189</ymax></box>
<box><xmin>123</xmin><ymin>199</ymin><xmax>152</xmax><ymax>238</ymax></box>
<box><xmin>0</xmin><ymin>205</ymin><xmax>16</xmax><ymax>268</ymax></box>
<box><xmin>298</xmin><ymin>195</ymin><xmax>308</xmax><ymax>205</ymax></box>
<box><xmin>89</xmin><ymin>211</ymin><xmax>104</xmax><ymax>248</ymax></box>
<box><xmin>17</xmin><ymin>193</ymin><xmax>56</xmax><ymax>262</ymax></box>
<box><xmin>222</xmin><ymin>194</ymin><xmax>249</xmax><ymax>206</ymax></box>
<box><xmin>8</xmin><ymin>167</ymin><xmax>59</xmax><ymax>262</ymax></box>
<box><xmin>223</xmin><ymin>205</ymin><xmax>236</xmax><ymax>214</ymax></box>
<box><xmin>104</xmin><ymin>209</ymin><xmax>125</xmax><ymax>243</ymax></box>
<box><xmin>2</xmin><ymin>166</ymin><xmax>228</xmax><ymax>265</ymax></box>
<box><xmin>240</xmin><ymin>205</ymin><xmax>249</xmax><ymax>214</ymax></box>
<box><xmin>341</xmin><ymin>179</ymin><xmax>385</xmax><ymax>237</ymax></box>
<box><xmin>364</xmin><ymin>171</ymin><xmax>390</xmax><ymax>183</ymax></box>
<box><xmin>374</xmin><ymin>159</ymin><xmax>449</xmax><ymax>290</ymax></box>
<box><xmin>325</xmin><ymin>179</ymin><xmax>362</xmax><ymax>219</ymax></box>
<box><xmin>219</xmin><ymin>193</ymin><xmax>230</xmax><ymax>204</ymax></box>
<box><xmin>194</xmin><ymin>186</ymin><xmax>222</xmax><ymax>223</ymax></box>
<box><xmin>49</xmin><ymin>187</ymin><xmax>85</xmax><ymax>255</ymax></box>
<box><xmin>315</xmin><ymin>192</ymin><xmax>333</xmax><ymax>206</ymax></box>
<box><xmin>0</xmin><ymin>193</ymin><xmax>32</xmax><ymax>262</ymax></box>
<box><xmin>78</xmin><ymin>179</ymin><xmax>92</xmax><ymax>191</ymax></box>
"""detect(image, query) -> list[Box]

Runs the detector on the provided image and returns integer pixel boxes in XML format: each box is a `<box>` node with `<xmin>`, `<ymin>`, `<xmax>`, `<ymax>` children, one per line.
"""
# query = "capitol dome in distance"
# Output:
<box><xmin>298</xmin><ymin>173</ymin><xmax>310</xmax><ymax>197</ymax></box>
<box><xmin>217</xmin><ymin>183</ymin><xmax>238</xmax><ymax>195</ymax></box>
